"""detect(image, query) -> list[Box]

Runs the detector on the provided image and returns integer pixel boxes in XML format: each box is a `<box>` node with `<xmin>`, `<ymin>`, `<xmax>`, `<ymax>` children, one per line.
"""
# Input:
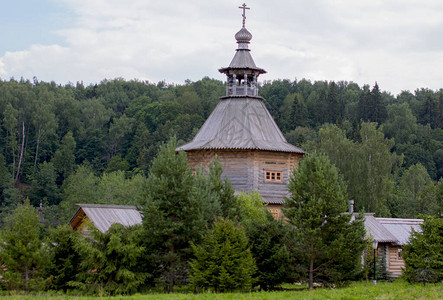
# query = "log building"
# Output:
<box><xmin>177</xmin><ymin>5</ymin><xmax>304</xmax><ymax>217</ymax></box>
<box><xmin>364</xmin><ymin>214</ymin><xmax>423</xmax><ymax>277</ymax></box>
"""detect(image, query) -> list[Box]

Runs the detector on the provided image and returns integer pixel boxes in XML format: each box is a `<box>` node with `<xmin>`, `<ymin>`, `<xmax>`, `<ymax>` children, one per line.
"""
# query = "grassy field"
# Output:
<box><xmin>2</xmin><ymin>280</ymin><xmax>442</xmax><ymax>299</ymax></box>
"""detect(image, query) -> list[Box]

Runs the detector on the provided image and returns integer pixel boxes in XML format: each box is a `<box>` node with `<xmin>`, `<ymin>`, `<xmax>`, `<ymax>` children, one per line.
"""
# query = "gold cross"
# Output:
<box><xmin>239</xmin><ymin>3</ymin><xmax>250</xmax><ymax>27</ymax></box>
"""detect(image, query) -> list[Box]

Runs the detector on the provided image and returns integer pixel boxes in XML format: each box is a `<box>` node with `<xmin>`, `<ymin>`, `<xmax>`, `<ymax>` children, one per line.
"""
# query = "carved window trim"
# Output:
<box><xmin>265</xmin><ymin>171</ymin><xmax>282</xmax><ymax>182</ymax></box>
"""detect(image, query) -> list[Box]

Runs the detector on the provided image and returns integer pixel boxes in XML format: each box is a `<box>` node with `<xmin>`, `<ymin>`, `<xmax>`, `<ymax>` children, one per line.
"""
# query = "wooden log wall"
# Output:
<box><xmin>387</xmin><ymin>245</ymin><xmax>404</xmax><ymax>278</ymax></box>
<box><xmin>255</xmin><ymin>151</ymin><xmax>302</xmax><ymax>203</ymax></box>
<box><xmin>185</xmin><ymin>149</ymin><xmax>303</xmax><ymax>206</ymax></box>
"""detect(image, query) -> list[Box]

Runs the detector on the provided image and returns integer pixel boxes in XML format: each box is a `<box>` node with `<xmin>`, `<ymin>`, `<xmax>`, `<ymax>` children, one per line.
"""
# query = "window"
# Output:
<box><xmin>269</xmin><ymin>208</ymin><xmax>280</xmax><ymax>219</ymax></box>
<box><xmin>265</xmin><ymin>171</ymin><xmax>282</xmax><ymax>182</ymax></box>
<box><xmin>398</xmin><ymin>248</ymin><xmax>403</xmax><ymax>259</ymax></box>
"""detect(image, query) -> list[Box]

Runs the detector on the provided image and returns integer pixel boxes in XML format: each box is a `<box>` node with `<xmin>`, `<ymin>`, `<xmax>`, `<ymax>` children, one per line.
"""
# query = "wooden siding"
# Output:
<box><xmin>70</xmin><ymin>209</ymin><xmax>87</xmax><ymax>231</ymax></box>
<box><xmin>387</xmin><ymin>245</ymin><xmax>404</xmax><ymax>278</ymax></box>
<box><xmin>185</xmin><ymin>149</ymin><xmax>302</xmax><ymax>204</ymax></box>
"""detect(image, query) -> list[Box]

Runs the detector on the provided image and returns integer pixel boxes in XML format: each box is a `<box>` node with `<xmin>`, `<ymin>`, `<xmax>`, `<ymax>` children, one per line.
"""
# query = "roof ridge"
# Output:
<box><xmin>77</xmin><ymin>203</ymin><xmax>137</xmax><ymax>209</ymax></box>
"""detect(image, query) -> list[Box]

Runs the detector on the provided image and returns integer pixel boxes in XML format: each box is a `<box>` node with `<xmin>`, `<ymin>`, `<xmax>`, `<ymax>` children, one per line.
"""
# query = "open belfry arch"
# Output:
<box><xmin>176</xmin><ymin>4</ymin><xmax>304</xmax><ymax>217</ymax></box>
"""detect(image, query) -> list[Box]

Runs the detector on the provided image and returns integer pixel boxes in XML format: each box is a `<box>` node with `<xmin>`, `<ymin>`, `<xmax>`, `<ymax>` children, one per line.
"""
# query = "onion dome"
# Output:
<box><xmin>235</xmin><ymin>27</ymin><xmax>252</xmax><ymax>44</ymax></box>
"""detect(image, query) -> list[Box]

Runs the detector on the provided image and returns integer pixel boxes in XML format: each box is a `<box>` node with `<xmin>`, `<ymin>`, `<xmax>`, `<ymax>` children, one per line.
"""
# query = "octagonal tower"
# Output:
<box><xmin>177</xmin><ymin>4</ymin><xmax>304</xmax><ymax>217</ymax></box>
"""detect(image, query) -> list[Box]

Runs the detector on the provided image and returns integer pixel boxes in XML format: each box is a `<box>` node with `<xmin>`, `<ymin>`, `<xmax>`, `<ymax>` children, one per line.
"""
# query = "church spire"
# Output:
<box><xmin>219</xmin><ymin>3</ymin><xmax>266</xmax><ymax>97</ymax></box>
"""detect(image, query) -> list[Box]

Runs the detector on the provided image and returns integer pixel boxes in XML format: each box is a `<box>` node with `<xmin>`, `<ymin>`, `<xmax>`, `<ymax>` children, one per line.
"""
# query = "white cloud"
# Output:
<box><xmin>1</xmin><ymin>0</ymin><xmax>443</xmax><ymax>95</ymax></box>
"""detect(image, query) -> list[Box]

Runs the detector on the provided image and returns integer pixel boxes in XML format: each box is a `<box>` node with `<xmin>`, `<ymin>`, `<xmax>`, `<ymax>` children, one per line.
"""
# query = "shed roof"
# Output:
<box><xmin>177</xmin><ymin>97</ymin><xmax>304</xmax><ymax>153</ymax></box>
<box><xmin>70</xmin><ymin>204</ymin><xmax>142</xmax><ymax>233</ymax></box>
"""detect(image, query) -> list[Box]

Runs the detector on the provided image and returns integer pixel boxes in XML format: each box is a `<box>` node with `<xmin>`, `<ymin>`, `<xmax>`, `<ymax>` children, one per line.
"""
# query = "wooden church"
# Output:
<box><xmin>177</xmin><ymin>4</ymin><xmax>304</xmax><ymax>218</ymax></box>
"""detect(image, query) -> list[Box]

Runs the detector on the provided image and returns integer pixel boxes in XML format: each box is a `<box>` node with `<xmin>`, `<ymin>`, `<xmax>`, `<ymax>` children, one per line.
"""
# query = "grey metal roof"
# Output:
<box><xmin>263</xmin><ymin>196</ymin><xmax>287</xmax><ymax>205</ymax></box>
<box><xmin>218</xmin><ymin>25</ymin><xmax>266</xmax><ymax>74</ymax></box>
<box><xmin>364</xmin><ymin>214</ymin><xmax>398</xmax><ymax>243</ymax></box>
<box><xmin>364</xmin><ymin>214</ymin><xmax>423</xmax><ymax>245</ymax></box>
<box><xmin>221</xmin><ymin>50</ymin><xmax>266</xmax><ymax>73</ymax></box>
<box><xmin>376</xmin><ymin>218</ymin><xmax>423</xmax><ymax>245</ymax></box>
<box><xmin>177</xmin><ymin>97</ymin><xmax>304</xmax><ymax>153</ymax></box>
<box><xmin>73</xmin><ymin>204</ymin><xmax>142</xmax><ymax>233</ymax></box>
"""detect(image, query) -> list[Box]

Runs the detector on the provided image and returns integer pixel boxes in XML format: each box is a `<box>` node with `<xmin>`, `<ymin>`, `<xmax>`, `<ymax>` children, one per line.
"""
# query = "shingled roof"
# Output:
<box><xmin>177</xmin><ymin>97</ymin><xmax>304</xmax><ymax>153</ymax></box>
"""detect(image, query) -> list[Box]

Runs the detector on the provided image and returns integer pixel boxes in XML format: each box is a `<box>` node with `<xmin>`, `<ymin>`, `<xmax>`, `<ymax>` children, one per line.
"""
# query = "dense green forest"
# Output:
<box><xmin>0</xmin><ymin>77</ymin><xmax>442</xmax><ymax>225</ymax></box>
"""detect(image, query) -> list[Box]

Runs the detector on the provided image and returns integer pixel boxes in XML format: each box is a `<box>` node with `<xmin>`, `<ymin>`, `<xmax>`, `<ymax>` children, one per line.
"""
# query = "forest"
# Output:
<box><xmin>0</xmin><ymin>76</ymin><xmax>442</xmax><ymax>295</ymax></box>
<box><xmin>0</xmin><ymin>76</ymin><xmax>442</xmax><ymax>226</ymax></box>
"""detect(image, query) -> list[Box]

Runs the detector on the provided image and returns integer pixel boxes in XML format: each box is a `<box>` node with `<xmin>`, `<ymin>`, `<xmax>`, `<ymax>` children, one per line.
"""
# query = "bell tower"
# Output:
<box><xmin>177</xmin><ymin>4</ymin><xmax>304</xmax><ymax>217</ymax></box>
<box><xmin>219</xmin><ymin>3</ymin><xmax>266</xmax><ymax>98</ymax></box>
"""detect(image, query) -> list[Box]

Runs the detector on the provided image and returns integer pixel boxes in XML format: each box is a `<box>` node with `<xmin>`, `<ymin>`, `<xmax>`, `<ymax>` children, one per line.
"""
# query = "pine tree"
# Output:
<box><xmin>358</xmin><ymin>85</ymin><xmax>371</xmax><ymax>122</ymax></box>
<box><xmin>283</xmin><ymin>152</ymin><xmax>366</xmax><ymax>289</ymax></box>
<box><xmin>189</xmin><ymin>218</ymin><xmax>256</xmax><ymax>292</ymax></box>
<box><xmin>0</xmin><ymin>199</ymin><xmax>49</xmax><ymax>292</ymax></box>
<box><xmin>29</xmin><ymin>161</ymin><xmax>60</xmax><ymax>206</ymax></box>
<box><xmin>205</xmin><ymin>159</ymin><xmax>236</xmax><ymax>220</ymax></box>
<box><xmin>46</xmin><ymin>225</ymin><xmax>82</xmax><ymax>292</ymax></box>
<box><xmin>52</xmin><ymin>131</ymin><xmax>76</xmax><ymax>182</ymax></box>
<box><xmin>403</xmin><ymin>216</ymin><xmax>443</xmax><ymax>284</ymax></box>
<box><xmin>72</xmin><ymin>224</ymin><xmax>147</xmax><ymax>295</ymax></box>
<box><xmin>140</xmin><ymin>138</ymin><xmax>216</xmax><ymax>292</ymax></box>
<box><xmin>244</xmin><ymin>213</ymin><xmax>292</xmax><ymax>290</ymax></box>
<box><xmin>368</xmin><ymin>83</ymin><xmax>387</xmax><ymax>124</ymax></box>
<box><xmin>290</xmin><ymin>93</ymin><xmax>308</xmax><ymax>128</ymax></box>
<box><xmin>326</xmin><ymin>81</ymin><xmax>340</xmax><ymax>123</ymax></box>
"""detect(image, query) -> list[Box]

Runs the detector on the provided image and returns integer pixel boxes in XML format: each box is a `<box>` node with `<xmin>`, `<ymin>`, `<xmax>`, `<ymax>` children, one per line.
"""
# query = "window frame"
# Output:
<box><xmin>265</xmin><ymin>171</ymin><xmax>282</xmax><ymax>182</ymax></box>
<box><xmin>397</xmin><ymin>248</ymin><xmax>403</xmax><ymax>260</ymax></box>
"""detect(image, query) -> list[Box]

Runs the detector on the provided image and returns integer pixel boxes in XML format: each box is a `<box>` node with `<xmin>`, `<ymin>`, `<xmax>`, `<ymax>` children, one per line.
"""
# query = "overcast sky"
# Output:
<box><xmin>1</xmin><ymin>0</ymin><xmax>443</xmax><ymax>96</ymax></box>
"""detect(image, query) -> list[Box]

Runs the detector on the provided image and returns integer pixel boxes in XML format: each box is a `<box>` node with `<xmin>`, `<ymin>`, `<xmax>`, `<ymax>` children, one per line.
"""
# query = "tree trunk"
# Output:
<box><xmin>15</xmin><ymin>121</ymin><xmax>25</xmax><ymax>185</ymax></box>
<box><xmin>34</xmin><ymin>128</ymin><xmax>40</xmax><ymax>172</ymax></box>
<box><xmin>308</xmin><ymin>241</ymin><xmax>314</xmax><ymax>290</ymax></box>
<box><xmin>309</xmin><ymin>256</ymin><xmax>314</xmax><ymax>290</ymax></box>
<box><xmin>168</xmin><ymin>243</ymin><xmax>175</xmax><ymax>293</ymax></box>
<box><xmin>11</xmin><ymin>137</ymin><xmax>16</xmax><ymax>181</ymax></box>
<box><xmin>25</xmin><ymin>264</ymin><xmax>29</xmax><ymax>294</ymax></box>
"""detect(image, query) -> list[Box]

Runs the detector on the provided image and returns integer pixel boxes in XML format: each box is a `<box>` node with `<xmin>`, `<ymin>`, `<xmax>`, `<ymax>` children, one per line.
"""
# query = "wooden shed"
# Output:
<box><xmin>70</xmin><ymin>204</ymin><xmax>142</xmax><ymax>234</ymax></box>
<box><xmin>177</xmin><ymin>11</ymin><xmax>304</xmax><ymax>217</ymax></box>
<box><xmin>364</xmin><ymin>214</ymin><xmax>423</xmax><ymax>277</ymax></box>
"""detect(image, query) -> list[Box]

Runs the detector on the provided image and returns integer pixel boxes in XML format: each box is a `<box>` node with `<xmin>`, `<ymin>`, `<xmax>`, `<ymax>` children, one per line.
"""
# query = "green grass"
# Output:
<box><xmin>2</xmin><ymin>280</ymin><xmax>442</xmax><ymax>299</ymax></box>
